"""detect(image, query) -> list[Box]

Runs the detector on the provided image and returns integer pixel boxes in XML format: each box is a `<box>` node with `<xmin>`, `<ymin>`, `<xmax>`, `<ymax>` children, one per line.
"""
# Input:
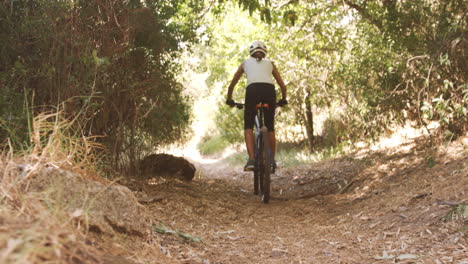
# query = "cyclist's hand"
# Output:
<box><xmin>277</xmin><ymin>99</ymin><xmax>288</xmax><ymax>107</ymax></box>
<box><xmin>226</xmin><ymin>99</ymin><xmax>235</xmax><ymax>107</ymax></box>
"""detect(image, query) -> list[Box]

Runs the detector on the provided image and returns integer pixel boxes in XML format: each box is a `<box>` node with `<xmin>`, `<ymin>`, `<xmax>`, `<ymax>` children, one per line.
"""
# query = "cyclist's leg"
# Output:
<box><xmin>244</xmin><ymin>84</ymin><xmax>258</xmax><ymax>170</ymax></box>
<box><xmin>268</xmin><ymin>131</ymin><xmax>276</xmax><ymax>157</ymax></box>
<box><xmin>262</xmin><ymin>84</ymin><xmax>276</xmax><ymax>165</ymax></box>
<box><xmin>244</xmin><ymin>129</ymin><xmax>255</xmax><ymax>160</ymax></box>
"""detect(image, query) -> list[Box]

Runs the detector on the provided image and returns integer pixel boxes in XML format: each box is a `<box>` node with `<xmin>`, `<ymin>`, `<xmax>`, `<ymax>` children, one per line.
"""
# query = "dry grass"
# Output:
<box><xmin>0</xmin><ymin>161</ymin><xmax>106</xmax><ymax>263</ymax></box>
<box><xmin>0</xmin><ymin>111</ymin><xmax>177</xmax><ymax>264</ymax></box>
<box><xmin>30</xmin><ymin>112</ymin><xmax>104</xmax><ymax>171</ymax></box>
<box><xmin>0</xmin><ymin>111</ymin><xmax>106</xmax><ymax>263</ymax></box>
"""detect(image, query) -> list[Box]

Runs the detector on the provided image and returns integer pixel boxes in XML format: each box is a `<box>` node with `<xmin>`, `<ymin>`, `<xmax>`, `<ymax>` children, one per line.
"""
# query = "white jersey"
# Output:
<box><xmin>242</xmin><ymin>57</ymin><xmax>274</xmax><ymax>86</ymax></box>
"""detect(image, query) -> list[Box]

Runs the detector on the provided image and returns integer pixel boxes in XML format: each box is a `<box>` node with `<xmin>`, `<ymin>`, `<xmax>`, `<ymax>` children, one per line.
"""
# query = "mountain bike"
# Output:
<box><xmin>233</xmin><ymin>102</ymin><xmax>277</xmax><ymax>204</ymax></box>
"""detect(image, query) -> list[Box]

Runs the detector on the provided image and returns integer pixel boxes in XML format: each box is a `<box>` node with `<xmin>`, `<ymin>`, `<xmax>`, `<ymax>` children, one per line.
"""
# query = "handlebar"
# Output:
<box><xmin>229</xmin><ymin>101</ymin><xmax>287</xmax><ymax>109</ymax></box>
<box><xmin>234</xmin><ymin>103</ymin><xmax>244</xmax><ymax>109</ymax></box>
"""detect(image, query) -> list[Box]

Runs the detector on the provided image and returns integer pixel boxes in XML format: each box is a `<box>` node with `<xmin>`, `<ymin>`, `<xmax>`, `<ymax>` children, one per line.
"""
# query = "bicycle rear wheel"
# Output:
<box><xmin>261</xmin><ymin>127</ymin><xmax>271</xmax><ymax>203</ymax></box>
<box><xmin>253</xmin><ymin>133</ymin><xmax>261</xmax><ymax>195</ymax></box>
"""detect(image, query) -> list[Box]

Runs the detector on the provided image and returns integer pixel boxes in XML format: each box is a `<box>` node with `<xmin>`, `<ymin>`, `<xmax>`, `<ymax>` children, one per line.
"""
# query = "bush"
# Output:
<box><xmin>322</xmin><ymin>116</ymin><xmax>347</xmax><ymax>148</ymax></box>
<box><xmin>0</xmin><ymin>1</ymin><xmax>199</xmax><ymax>172</ymax></box>
<box><xmin>197</xmin><ymin>134</ymin><xmax>230</xmax><ymax>156</ymax></box>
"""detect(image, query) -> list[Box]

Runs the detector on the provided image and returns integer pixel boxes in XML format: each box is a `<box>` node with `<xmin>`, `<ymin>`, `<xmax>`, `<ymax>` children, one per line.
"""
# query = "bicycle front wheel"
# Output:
<box><xmin>261</xmin><ymin>127</ymin><xmax>271</xmax><ymax>203</ymax></box>
<box><xmin>253</xmin><ymin>169</ymin><xmax>259</xmax><ymax>195</ymax></box>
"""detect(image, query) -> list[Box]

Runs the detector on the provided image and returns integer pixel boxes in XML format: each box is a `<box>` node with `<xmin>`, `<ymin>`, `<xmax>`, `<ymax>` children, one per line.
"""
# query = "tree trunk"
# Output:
<box><xmin>304</xmin><ymin>92</ymin><xmax>314</xmax><ymax>152</ymax></box>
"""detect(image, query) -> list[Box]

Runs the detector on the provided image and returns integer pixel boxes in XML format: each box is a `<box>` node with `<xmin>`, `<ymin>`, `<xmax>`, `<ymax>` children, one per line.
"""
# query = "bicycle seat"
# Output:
<box><xmin>256</xmin><ymin>103</ymin><xmax>269</xmax><ymax>109</ymax></box>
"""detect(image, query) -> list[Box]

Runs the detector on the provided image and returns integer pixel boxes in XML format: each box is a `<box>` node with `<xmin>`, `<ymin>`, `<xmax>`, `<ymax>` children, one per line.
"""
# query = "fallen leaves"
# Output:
<box><xmin>374</xmin><ymin>251</ymin><xmax>419</xmax><ymax>260</ymax></box>
<box><xmin>0</xmin><ymin>239</ymin><xmax>23</xmax><ymax>262</ymax></box>
<box><xmin>126</xmin><ymin>136</ymin><xmax>468</xmax><ymax>263</ymax></box>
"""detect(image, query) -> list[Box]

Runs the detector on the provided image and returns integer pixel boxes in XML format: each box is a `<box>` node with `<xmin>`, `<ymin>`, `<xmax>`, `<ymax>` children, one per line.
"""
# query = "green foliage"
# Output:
<box><xmin>442</xmin><ymin>204</ymin><xmax>468</xmax><ymax>222</ymax></box>
<box><xmin>0</xmin><ymin>89</ymin><xmax>31</xmax><ymax>152</ymax></box>
<box><xmin>223</xmin><ymin>151</ymin><xmax>247</xmax><ymax>167</ymax></box>
<box><xmin>217</xmin><ymin>105</ymin><xmax>245</xmax><ymax>144</ymax></box>
<box><xmin>214</xmin><ymin>0</ymin><xmax>468</xmax><ymax>143</ymax></box>
<box><xmin>189</xmin><ymin>4</ymin><xmax>271</xmax><ymax>144</ymax></box>
<box><xmin>197</xmin><ymin>134</ymin><xmax>230</xmax><ymax>156</ymax></box>
<box><xmin>338</xmin><ymin>0</ymin><xmax>467</xmax><ymax>136</ymax></box>
<box><xmin>154</xmin><ymin>223</ymin><xmax>202</xmax><ymax>242</ymax></box>
<box><xmin>0</xmin><ymin>0</ymin><xmax>202</xmax><ymax>171</ymax></box>
<box><xmin>322</xmin><ymin>116</ymin><xmax>347</xmax><ymax>148</ymax></box>
<box><xmin>222</xmin><ymin>143</ymin><xmax>346</xmax><ymax>167</ymax></box>
<box><xmin>426</xmin><ymin>155</ymin><xmax>436</xmax><ymax>168</ymax></box>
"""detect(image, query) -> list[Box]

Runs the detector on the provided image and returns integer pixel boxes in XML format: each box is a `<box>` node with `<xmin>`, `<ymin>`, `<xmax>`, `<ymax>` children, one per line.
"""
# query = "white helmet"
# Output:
<box><xmin>249</xmin><ymin>41</ymin><xmax>267</xmax><ymax>56</ymax></box>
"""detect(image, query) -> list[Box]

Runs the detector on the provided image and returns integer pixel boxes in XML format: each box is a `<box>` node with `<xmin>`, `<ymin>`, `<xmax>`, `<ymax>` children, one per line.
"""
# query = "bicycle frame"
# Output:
<box><xmin>233</xmin><ymin>101</ymin><xmax>275</xmax><ymax>203</ymax></box>
<box><xmin>253</xmin><ymin>108</ymin><xmax>264</xmax><ymax>167</ymax></box>
<box><xmin>253</xmin><ymin>104</ymin><xmax>274</xmax><ymax>172</ymax></box>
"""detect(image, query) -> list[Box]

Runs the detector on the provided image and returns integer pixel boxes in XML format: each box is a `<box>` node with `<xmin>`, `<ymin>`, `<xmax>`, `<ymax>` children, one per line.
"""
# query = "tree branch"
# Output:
<box><xmin>342</xmin><ymin>0</ymin><xmax>383</xmax><ymax>31</ymax></box>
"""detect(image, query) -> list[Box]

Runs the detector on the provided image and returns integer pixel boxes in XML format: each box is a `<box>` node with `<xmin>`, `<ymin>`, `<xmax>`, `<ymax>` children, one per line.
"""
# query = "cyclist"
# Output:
<box><xmin>225</xmin><ymin>41</ymin><xmax>288</xmax><ymax>171</ymax></box>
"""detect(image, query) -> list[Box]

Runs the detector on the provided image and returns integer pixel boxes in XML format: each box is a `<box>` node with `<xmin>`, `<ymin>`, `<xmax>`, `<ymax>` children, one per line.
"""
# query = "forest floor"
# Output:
<box><xmin>2</xmin><ymin>134</ymin><xmax>466</xmax><ymax>264</ymax></box>
<box><xmin>117</xmin><ymin>134</ymin><xmax>467</xmax><ymax>264</ymax></box>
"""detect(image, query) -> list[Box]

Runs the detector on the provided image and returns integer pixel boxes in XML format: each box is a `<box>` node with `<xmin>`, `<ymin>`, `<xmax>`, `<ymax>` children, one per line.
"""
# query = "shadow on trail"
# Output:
<box><xmin>126</xmin><ymin>135</ymin><xmax>462</xmax><ymax>209</ymax></box>
<box><xmin>262</xmin><ymin>135</ymin><xmax>444</xmax><ymax>202</ymax></box>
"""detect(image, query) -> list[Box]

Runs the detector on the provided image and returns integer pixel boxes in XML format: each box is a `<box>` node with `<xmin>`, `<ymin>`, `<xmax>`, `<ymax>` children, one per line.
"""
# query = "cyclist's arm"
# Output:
<box><xmin>227</xmin><ymin>64</ymin><xmax>244</xmax><ymax>100</ymax></box>
<box><xmin>272</xmin><ymin>63</ymin><xmax>287</xmax><ymax>99</ymax></box>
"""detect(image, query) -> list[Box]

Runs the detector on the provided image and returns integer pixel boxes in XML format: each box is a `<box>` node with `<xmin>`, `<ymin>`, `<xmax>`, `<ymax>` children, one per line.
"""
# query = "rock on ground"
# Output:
<box><xmin>140</xmin><ymin>153</ymin><xmax>196</xmax><ymax>181</ymax></box>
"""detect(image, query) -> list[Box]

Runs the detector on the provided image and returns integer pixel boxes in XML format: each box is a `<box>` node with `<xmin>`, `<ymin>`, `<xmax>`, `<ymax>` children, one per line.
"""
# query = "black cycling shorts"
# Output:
<box><xmin>244</xmin><ymin>83</ymin><xmax>276</xmax><ymax>132</ymax></box>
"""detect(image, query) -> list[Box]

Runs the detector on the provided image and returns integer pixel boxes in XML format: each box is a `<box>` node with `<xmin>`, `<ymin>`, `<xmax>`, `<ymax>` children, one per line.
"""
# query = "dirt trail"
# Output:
<box><xmin>129</xmin><ymin>137</ymin><xmax>467</xmax><ymax>264</ymax></box>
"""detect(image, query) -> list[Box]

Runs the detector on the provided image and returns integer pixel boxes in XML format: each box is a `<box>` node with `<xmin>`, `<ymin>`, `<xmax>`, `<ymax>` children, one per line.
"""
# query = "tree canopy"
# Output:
<box><xmin>1</xmin><ymin>0</ymin><xmax>466</xmax><ymax>171</ymax></box>
<box><xmin>191</xmin><ymin>0</ymin><xmax>466</xmax><ymax>150</ymax></box>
